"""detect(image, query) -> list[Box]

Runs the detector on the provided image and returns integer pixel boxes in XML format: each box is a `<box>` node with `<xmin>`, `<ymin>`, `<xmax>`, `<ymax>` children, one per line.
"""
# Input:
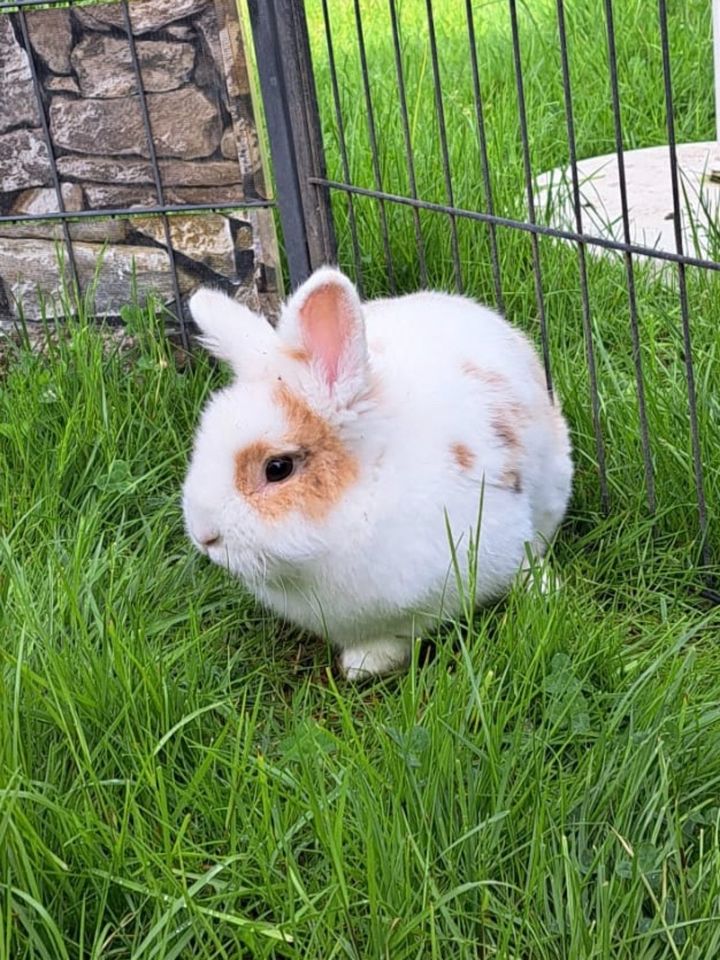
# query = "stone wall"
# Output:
<box><xmin>0</xmin><ymin>0</ymin><xmax>280</xmax><ymax>325</ymax></box>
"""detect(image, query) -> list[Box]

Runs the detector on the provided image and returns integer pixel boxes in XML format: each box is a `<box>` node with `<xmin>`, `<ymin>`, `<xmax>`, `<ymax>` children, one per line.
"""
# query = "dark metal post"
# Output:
<box><xmin>247</xmin><ymin>0</ymin><xmax>336</xmax><ymax>289</ymax></box>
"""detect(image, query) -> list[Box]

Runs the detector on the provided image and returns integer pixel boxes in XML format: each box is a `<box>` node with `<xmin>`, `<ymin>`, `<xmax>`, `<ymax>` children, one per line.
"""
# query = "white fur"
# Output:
<box><xmin>183</xmin><ymin>269</ymin><xmax>573</xmax><ymax>678</ymax></box>
<box><xmin>188</xmin><ymin>288</ymin><xmax>279</xmax><ymax>379</ymax></box>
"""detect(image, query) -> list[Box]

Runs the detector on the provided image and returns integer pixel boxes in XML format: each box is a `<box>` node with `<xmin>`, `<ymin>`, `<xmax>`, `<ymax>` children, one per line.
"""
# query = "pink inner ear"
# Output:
<box><xmin>299</xmin><ymin>283</ymin><xmax>353</xmax><ymax>386</ymax></box>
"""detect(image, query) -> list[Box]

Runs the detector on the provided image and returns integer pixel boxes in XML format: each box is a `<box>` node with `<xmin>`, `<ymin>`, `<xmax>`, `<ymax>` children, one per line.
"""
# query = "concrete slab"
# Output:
<box><xmin>534</xmin><ymin>141</ymin><xmax>720</xmax><ymax>263</ymax></box>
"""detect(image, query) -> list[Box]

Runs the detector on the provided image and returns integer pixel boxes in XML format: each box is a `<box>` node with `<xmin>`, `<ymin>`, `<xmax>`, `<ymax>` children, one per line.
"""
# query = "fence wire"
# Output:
<box><xmin>273</xmin><ymin>0</ymin><xmax>715</xmax><ymax>565</ymax></box>
<box><xmin>1</xmin><ymin>0</ymin><xmax>275</xmax><ymax>349</ymax></box>
<box><xmin>2</xmin><ymin>0</ymin><xmax>715</xmax><ymax>566</ymax></box>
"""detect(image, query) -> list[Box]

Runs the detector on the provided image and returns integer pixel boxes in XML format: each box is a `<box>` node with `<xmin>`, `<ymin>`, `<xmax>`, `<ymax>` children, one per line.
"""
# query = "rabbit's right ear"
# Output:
<box><xmin>189</xmin><ymin>288</ymin><xmax>278</xmax><ymax>377</ymax></box>
<box><xmin>277</xmin><ymin>267</ymin><xmax>369</xmax><ymax>409</ymax></box>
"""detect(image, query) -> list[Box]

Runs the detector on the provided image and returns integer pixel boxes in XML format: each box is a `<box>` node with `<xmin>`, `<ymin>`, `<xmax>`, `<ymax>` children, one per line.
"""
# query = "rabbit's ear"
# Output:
<box><xmin>278</xmin><ymin>267</ymin><xmax>369</xmax><ymax>405</ymax></box>
<box><xmin>189</xmin><ymin>288</ymin><xmax>278</xmax><ymax>376</ymax></box>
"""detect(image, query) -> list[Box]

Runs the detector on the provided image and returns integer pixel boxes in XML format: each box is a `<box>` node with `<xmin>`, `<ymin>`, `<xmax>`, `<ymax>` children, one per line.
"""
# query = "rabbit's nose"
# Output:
<box><xmin>193</xmin><ymin>526</ymin><xmax>222</xmax><ymax>549</ymax></box>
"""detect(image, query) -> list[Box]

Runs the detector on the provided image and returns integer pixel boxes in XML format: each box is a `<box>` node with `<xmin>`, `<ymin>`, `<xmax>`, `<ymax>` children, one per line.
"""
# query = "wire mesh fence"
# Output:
<box><xmin>0</xmin><ymin>0</ymin><xmax>279</xmax><ymax>346</ymax></box>
<box><xmin>250</xmin><ymin>0</ymin><xmax>717</xmax><ymax>569</ymax></box>
<box><xmin>1</xmin><ymin>0</ymin><xmax>716</xmax><ymax>567</ymax></box>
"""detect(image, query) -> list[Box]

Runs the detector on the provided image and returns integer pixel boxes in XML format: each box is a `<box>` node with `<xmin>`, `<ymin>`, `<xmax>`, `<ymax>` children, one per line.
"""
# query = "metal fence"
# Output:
<box><xmin>0</xmin><ymin>0</ymin><xmax>277</xmax><ymax>347</ymax></box>
<box><xmin>248</xmin><ymin>0</ymin><xmax>717</xmax><ymax>570</ymax></box>
<box><xmin>2</xmin><ymin>0</ymin><xmax>715</xmax><ymax>566</ymax></box>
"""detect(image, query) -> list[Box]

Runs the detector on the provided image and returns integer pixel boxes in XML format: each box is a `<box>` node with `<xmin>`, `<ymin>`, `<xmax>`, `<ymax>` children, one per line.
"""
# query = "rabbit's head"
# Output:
<box><xmin>182</xmin><ymin>268</ymin><xmax>378</xmax><ymax>585</ymax></box>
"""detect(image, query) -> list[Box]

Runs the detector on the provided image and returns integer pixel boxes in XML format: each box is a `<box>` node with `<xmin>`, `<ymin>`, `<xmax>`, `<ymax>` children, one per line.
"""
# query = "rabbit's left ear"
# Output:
<box><xmin>189</xmin><ymin>288</ymin><xmax>278</xmax><ymax>378</ymax></box>
<box><xmin>277</xmin><ymin>267</ymin><xmax>369</xmax><ymax>406</ymax></box>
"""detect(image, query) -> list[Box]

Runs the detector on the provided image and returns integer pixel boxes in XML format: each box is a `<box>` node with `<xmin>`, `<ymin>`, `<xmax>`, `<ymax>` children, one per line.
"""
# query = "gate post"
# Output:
<box><xmin>247</xmin><ymin>0</ymin><xmax>337</xmax><ymax>289</ymax></box>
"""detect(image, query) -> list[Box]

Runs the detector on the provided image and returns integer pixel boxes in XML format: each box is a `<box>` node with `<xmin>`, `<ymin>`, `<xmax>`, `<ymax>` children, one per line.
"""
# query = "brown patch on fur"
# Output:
<box><xmin>490</xmin><ymin>402</ymin><xmax>529</xmax><ymax>496</ymax></box>
<box><xmin>491</xmin><ymin>411</ymin><xmax>520</xmax><ymax>450</ymax></box>
<box><xmin>234</xmin><ymin>440</ymin><xmax>274</xmax><ymax>499</ymax></box>
<box><xmin>451</xmin><ymin>442</ymin><xmax>475</xmax><ymax>471</ymax></box>
<box><xmin>461</xmin><ymin>361</ymin><xmax>509</xmax><ymax>388</ymax></box>
<box><xmin>283</xmin><ymin>345</ymin><xmax>311</xmax><ymax>365</ymax></box>
<box><xmin>234</xmin><ymin>384</ymin><xmax>359</xmax><ymax>521</ymax></box>
<box><xmin>490</xmin><ymin>402</ymin><xmax>529</xmax><ymax>450</ymax></box>
<box><xmin>500</xmin><ymin>468</ymin><xmax>523</xmax><ymax>494</ymax></box>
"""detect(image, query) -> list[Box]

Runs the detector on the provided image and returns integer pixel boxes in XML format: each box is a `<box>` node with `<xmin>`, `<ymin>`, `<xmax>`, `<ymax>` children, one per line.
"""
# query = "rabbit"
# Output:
<box><xmin>182</xmin><ymin>266</ymin><xmax>573</xmax><ymax>679</ymax></box>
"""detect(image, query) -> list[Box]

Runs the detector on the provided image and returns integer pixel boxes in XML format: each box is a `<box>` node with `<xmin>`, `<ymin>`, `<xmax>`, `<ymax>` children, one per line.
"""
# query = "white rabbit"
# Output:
<box><xmin>182</xmin><ymin>267</ymin><xmax>572</xmax><ymax>679</ymax></box>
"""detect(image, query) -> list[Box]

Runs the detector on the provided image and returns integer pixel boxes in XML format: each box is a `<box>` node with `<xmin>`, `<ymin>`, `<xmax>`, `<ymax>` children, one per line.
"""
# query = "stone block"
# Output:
<box><xmin>82</xmin><ymin>183</ymin><xmax>244</xmax><ymax>209</ymax></box>
<box><xmin>12</xmin><ymin>183</ymin><xmax>84</xmax><ymax>216</ymax></box>
<box><xmin>72</xmin><ymin>34</ymin><xmax>195</xmax><ymax>98</ymax></box>
<box><xmin>49</xmin><ymin>86</ymin><xmax>222</xmax><ymax>160</ymax></box>
<box><xmin>0</xmin><ymin>129</ymin><xmax>52</xmax><ymax>193</ymax></box>
<box><xmin>0</xmin><ymin>18</ymin><xmax>37</xmax><ymax>133</ymax></box>
<box><xmin>56</xmin><ymin>155</ymin><xmax>242</xmax><ymax>188</ymax></box>
<box><xmin>0</xmin><ymin>237</ymin><xmax>195</xmax><ymax>321</ymax></box>
<box><xmin>26</xmin><ymin>8</ymin><xmax>73</xmax><ymax>75</ymax></box>
<box><xmin>0</xmin><ymin>220</ymin><xmax>129</xmax><ymax>243</ymax></box>
<box><xmin>132</xmin><ymin>213</ymin><xmax>240</xmax><ymax>276</ymax></box>
<box><xmin>73</xmin><ymin>0</ymin><xmax>210</xmax><ymax>35</ymax></box>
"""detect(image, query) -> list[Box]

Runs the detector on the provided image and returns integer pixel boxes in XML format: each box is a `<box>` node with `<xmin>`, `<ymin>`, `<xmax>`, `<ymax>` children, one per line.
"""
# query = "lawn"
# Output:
<box><xmin>2</xmin><ymin>0</ymin><xmax>720</xmax><ymax>957</ymax></box>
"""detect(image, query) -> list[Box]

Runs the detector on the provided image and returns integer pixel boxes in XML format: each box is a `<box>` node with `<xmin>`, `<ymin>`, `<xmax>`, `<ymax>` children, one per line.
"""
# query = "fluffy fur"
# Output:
<box><xmin>182</xmin><ymin>267</ymin><xmax>573</xmax><ymax>678</ymax></box>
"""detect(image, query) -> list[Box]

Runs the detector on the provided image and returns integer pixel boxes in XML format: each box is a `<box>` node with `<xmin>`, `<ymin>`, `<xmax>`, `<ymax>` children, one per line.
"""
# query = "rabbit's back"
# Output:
<box><xmin>360</xmin><ymin>292</ymin><xmax>571</xmax><ymax>559</ymax></box>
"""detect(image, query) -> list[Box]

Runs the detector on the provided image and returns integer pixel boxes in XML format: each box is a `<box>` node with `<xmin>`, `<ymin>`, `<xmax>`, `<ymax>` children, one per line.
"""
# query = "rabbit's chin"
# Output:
<box><xmin>204</xmin><ymin>532</ymin><xmax>327</xmax><ymax>589</ymax></box>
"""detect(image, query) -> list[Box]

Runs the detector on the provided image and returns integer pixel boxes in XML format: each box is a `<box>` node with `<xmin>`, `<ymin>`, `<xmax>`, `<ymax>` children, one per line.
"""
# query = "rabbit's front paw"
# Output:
<box><xmin>339</xmin><ymin>639</ymin><xmax>410</xmax><ymax>680</ymax></box>
<box><xmin>519</xmin><ymin>551</ymin><xmax>561</xmax><ymax>595</ymax></box>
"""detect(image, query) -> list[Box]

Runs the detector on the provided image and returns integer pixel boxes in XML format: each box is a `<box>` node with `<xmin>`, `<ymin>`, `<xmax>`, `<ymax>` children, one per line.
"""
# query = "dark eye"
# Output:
<box><xmin>265</xmin><ymin>456</ymin><xmax>295</xmax><ymax>483</ymax></box>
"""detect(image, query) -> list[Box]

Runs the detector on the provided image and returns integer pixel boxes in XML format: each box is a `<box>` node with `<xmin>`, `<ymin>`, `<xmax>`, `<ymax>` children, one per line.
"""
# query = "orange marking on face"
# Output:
<box><xmin>233</xmin><ymin>384</ymin><xmax>359</xmax><ymax>521</ymax></box>
<box><xmin>451</xmin><ymin>442</ymin><xmax>475</xmax><ymax>471</ymax></box>
<box><xmin>234</xmin><ymin>439</ymin><xmax>274</xmax><ymax>498</ymax></box>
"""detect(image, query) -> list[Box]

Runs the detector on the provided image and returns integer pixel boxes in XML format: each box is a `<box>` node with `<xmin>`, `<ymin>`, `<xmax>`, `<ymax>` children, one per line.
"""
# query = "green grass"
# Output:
<box><xmin>2</xmin><ymin>0</ymin><xmax>720</xmax><ymax>956</ymax></box>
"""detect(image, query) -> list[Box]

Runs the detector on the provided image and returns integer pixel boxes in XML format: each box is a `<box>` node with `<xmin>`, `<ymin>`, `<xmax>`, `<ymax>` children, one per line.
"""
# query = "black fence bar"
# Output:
<box><xmin>388</xmin><ymin>0</ymin><xmax>428</xmax><ymax>288</ymax></box>
<box><xmin>16</xmin><ymin>9</ymin><xmax>81</xmax><ymax>299</ymax></box>
<box><xmin>247</xmin><ymin>0</ymin><xmax>311</xmax><ymax>288</ymax></box>
<box><xmin>0</xmin><ymin>0</ymin><xmax>74</xmax><ymax>9</ymax></box>
<box><xmin>353</xmin><ymin>0</ymin><xmax>395</xmax><ymax>292</ymax></box>
<box><xmin>277</xmin><ymin>0</ymin><xmax>336</xmax><ymax>270</ymax></box>
<box><xmin>248</xmin><ymin>0</ymin><xmax>335</xmax><ymax>288</ymax></box>
<box><xmin>657</xmin><ymin>0</ymin><xmax>710</xmax><ymax>565</ymax></box>
<box><xmin>508</xmin><ymin>0</ymin><xmax>552</xmax><ymax>397</ymax></box>
<box><xmin>0</xmin><ymin>200</ymin><xmax>274</xmax><ymax>227</ymax></box>
<box><xmin>556</xmin><ymin>0</ymin><xmax>610</xmax><ymax>514</ymax></box>
<box><xmin>318</xmin><ymin>0</ymin><xmax>365</xmax><ymax>295</ymax></box>
<box><xmin>424</xmin><ymin>0</ymin><xmax>462</xmax><ymax>293</ymax></box>
<box><xmin>309</xmin><ymin>177</ymin><xmax>720</xmax><ymax>274</ymax></box>
<box><xmin>603</xmin><ymin>0</ymin><xmax>656</xmax><ymax>517</ymax></box>
<box><xmin>121</xmin><ymin>0</ymin><xmax>185</xmax><ymax>345</ymax></box>
<box><xmin>465</xmin><ymin>0</ymin><xmax>504</xmax><ymax>314</ymax></box>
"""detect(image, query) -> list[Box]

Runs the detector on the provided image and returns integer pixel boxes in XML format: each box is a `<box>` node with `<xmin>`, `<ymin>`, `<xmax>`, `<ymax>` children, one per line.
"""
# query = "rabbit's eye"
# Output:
<box><xmin>265</xmin><ymin>456</ymin><xmax>295</xmax><ymax>483</ymax></box>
